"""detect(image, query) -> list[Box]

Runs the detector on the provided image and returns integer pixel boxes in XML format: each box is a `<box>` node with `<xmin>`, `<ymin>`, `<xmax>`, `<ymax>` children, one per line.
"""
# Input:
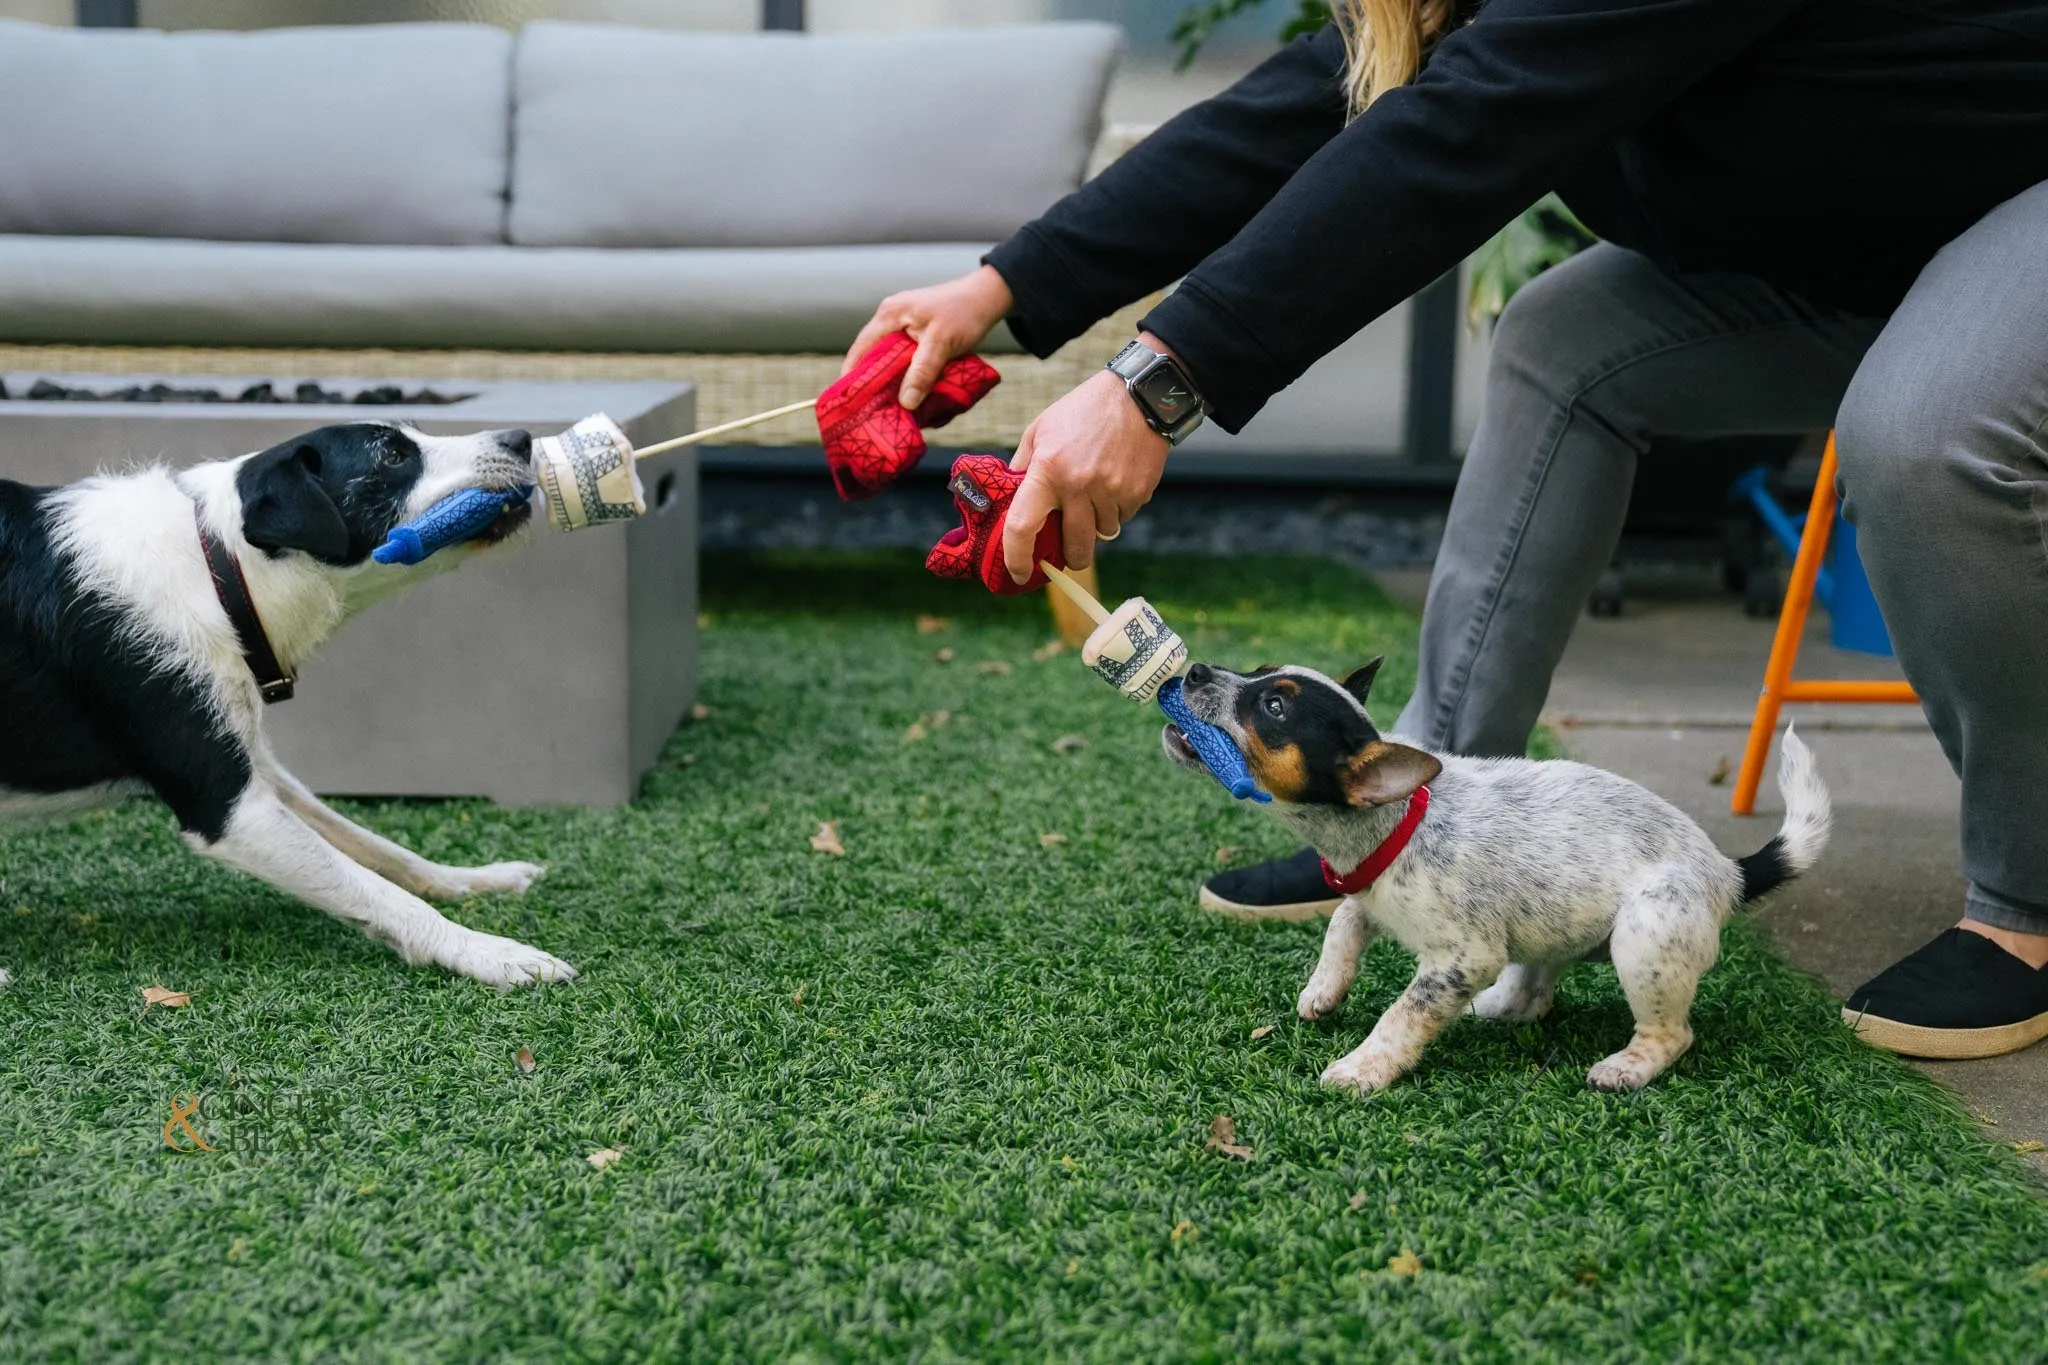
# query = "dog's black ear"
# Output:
<box><xmin>1341</xmin><ymin>656</ymin><xmax>1386</xmax><ymax>707</ymax></box>
<box><xmin>239</xmin><ymin>443</ymin><xmax>352</xmax><ymax>562</ymax></box>
<box><xmin>1340</xmin><ymin>739</ymin><xmax>1440</xmax><ymax>808</ymax></box>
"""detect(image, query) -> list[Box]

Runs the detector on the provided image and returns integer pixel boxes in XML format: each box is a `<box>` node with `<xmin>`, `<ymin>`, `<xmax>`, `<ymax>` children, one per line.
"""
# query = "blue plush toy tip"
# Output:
<box><xmin>1157</xmin><ymin>676</ymin><xmax>1270</xmax><ymax>803</ymax></box>
<box><xmin>373</xmin><ymin>485</ymin><xmax>533</xmax><ymax>566</ymax></box>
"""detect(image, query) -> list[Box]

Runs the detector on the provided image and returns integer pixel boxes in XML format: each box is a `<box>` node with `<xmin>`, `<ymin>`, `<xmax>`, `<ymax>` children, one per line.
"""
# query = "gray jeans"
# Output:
<box><xmin>1393</xmin><ymin>181</ymin><xmax>2048</xmax><ymax>934</ymax></box>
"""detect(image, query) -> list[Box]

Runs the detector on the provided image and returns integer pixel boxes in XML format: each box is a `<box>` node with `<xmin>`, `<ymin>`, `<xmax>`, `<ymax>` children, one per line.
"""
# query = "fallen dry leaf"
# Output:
<box><xmin>141</xmin><ymin>985</ymin><xmax>192</xmax><ymax>1010</ymax></box>
<box><xmin>586</xmin><ymin>1147</ymin><xmax>624</xmax><ymax>1170</ymax></box>
<box><xmin>1065</xmin><ymin>1258</ymin><xmax>1080</xmax><ymax>1278</ymax></box>
<box><xmin>793</xmin><ymin>984</ymin><xmax>805</xmax><ymax>1008</ymax></box>
<box><xmin>2013</xmin><ymin>1140</ymin><xmax>2045</xmax><ymax>1154</ymax></box>
<box><xmin>1800</xmin><ymin>921</ymin><xmax>1820</xmax><ymax>934</ymax></box>
<box><xmin>1385</xmin><ymin>1250</ymin><xmax>1423</xmax><ymax>1278</ymax></box>
<box><xmin>515</xmin><ymin>1046</ymin><xmax>535</xmax><ymax>1074</ymax></box>
<box><xmin>1347</xmin><ymin>1189</ymin><xmax>1369</xmax><ymax>1212</ymax></box>
<box><xmin>1553</xmin><ymin>713</ymin><xmax>1581</xmax><ymax>729</ymax></box>
<box><xmin>228</xmin><ymin>1237</ymin><xmax>246</xmax><ymax>1262</ymax></box>
<box><xmin>1707</xmin><ymin>754</ymin><xmax>1732</xmax><ymax>785</ymax></box>
<box><xmin>1975</xmin><ymin>1111</ymin><xmax>2000</xmax><ymax>1126</ymax></box>
<box><xmin>976</xmin><ymin>660</ymin><xmax>1013</xmax><ymax>677</ymax></box>
<box><xmin>1052</xmin><ymin>734</ymin><xmax>1089</xmax><ymax>753</ymax></box>
<box><xmin>934</xmin><ymin>648</ymin><xmax>956</xmax><ymax>664</ymax></box>
<box><xmin>1039</xmin><ymin>832</ymin><xmax>1068</xmax><ymax>848</ymax></box>
<box><xmin>1250</xmin><ymin>1024</ymin><xmax>1275</xmax><ymax>1040</ymax></box>
<box><xmin>903</xmin><ymin>721</ymin><xmax>928</xmax><ymax>742</ymax></box>
<box><xmin>1402</xmin><ymin>1132</ymin><xmax>1422</xmax><ymax>1144</ymax></box>
<box><xmin>1032</xmin><ymin>640</ymin><xmax>1067</xmax><ymax>661</ymax></box>
<box><xmin>1215</xmin><ymin>847</ymin><xmax>1236</xmax><ymax>866</ymax></box>
<box><xmin>1170</xmin><ymin>1219</ymin><xmax>1196</xmax><ymax>1245</ymax></box>
<box><xmin>809</xmin><ymin>821</ymin><xmax>846</xmax><ymax>856</ymax></box>
<box><xmin>915</xmin><ymin>614</ymin><xmax>952</xmax><ymax>635</ymax></box>
<box><xmin>1206</xmin><ymin>1115</ymin><xmax>1253</xmax><ymax>1161</ymax></box>
<box><xmin>690</xmin><ymin>703</ymin><xmax>711</xmax><ymax>722</ymax></box>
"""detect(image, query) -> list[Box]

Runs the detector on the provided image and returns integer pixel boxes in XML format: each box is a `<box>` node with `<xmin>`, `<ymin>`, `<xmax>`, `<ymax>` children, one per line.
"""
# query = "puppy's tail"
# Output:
<box><xmin>1736</xmin><ymin>725</ymin><xmax>1832</xmax><ymax>904</ymax></box>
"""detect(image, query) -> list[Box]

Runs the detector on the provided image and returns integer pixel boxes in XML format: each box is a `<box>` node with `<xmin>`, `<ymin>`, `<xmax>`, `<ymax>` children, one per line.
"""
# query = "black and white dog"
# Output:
<box><xmin>0</xmin><ymin>422</ymin><xmax>574</xmax><ymax>988</ymax></box>
<box><xmin>1168</xmin><ymin>659</ymin><xmax>1830</xmax><ymax>1092</ymax></box>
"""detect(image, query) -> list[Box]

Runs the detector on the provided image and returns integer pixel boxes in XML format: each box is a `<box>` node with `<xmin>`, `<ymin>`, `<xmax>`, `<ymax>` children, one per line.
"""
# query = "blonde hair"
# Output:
<box><xmin>1333</xmin><ymin>0</ymin><xmax>1460</xmax><ymax>113</ymax></box>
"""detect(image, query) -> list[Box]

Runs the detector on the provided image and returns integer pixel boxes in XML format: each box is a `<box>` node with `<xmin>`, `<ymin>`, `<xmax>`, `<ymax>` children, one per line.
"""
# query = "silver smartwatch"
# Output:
<box><xmin>1108</xmin><ymin>339</ymin><xmax>1207</xmax><ymax>446</ymax></box>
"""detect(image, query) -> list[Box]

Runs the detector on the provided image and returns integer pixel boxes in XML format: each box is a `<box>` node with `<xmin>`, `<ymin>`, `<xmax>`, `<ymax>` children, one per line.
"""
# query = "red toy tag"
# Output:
<box><xmin>926</xmin><ymin>453</ymin><xmax>1064</xmax><ymax>596</ymax></box>
<box><xmin>816</xmin><ymin>331</ymin><xmax>1001</xmax><ymax>501</ymax></box>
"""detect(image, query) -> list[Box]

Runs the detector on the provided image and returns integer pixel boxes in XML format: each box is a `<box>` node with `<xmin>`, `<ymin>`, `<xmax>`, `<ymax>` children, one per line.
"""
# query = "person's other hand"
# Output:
<box><xmin>1003</xmin><ymin>359</ymin><xmax>1171</xmax><ymax>582</ymax></box>
<box><xmin>843</xmin><ymin>265</ymin><xmax>1014</xmax><ymax>411</ymax></box>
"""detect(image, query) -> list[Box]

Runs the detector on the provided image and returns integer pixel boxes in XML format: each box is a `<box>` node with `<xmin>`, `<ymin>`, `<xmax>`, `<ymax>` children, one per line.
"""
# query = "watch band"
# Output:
<box><xmin>1109</xmin><ymin>340</ymin><xmax>1207</xmax><ymax>446</ymax></box>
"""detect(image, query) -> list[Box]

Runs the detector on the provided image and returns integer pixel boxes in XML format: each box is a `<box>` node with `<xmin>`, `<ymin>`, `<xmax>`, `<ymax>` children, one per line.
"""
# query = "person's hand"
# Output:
<box><xmin>843</xmin><ymin>265</ymin><xmax>1014</xmax><ymax>411</ymax></box>
<box><xmin>1003</xmin><ymin>357</ymin><xmax>1172</xmax><ymax>582</ymax></box>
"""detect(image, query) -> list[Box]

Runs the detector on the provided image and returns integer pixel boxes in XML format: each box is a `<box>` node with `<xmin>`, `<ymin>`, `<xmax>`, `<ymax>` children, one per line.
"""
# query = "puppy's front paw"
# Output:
<box><xmin>1586</xmin><ymin>1052</ymin><xmax>1657</xmax><ymax>1093</ymax></box>
<box><xmin>436</xmin><ymin>861</ymin><xmax>546</xmax><ymax>899</ymax></box>
<box><xmin>445</xmin><ymin>930</ymin><xmax>577</xmax><ymax>990</ymax></box>
<box><xmin>1320</xmin><ymin>1049</ymin><xmax>1405</xmax><ymax>1094</ymax></box>
<box><xmin>0</xmin><ymin>967</ymin><xmax>10</xmax><ymax>990</ymax></box>
<box><xmin>1297</xmin><ymin>971</ymin><xmax>1351</xmax><ymax>1021</ymax></box>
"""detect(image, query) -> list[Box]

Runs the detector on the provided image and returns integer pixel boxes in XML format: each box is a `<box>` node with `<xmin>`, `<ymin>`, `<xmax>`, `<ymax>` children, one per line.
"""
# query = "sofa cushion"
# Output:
<box><xmin>0</xmin><ymin>234</ymin><xmax>1022</xmax><ymax>353</ymax></box>
<box><xmin>0</xmin><ymin>20</ymin><xmax>513</xmax><ymax>246</ymax></box>
<box><xmin>509</xmin><ymin>21</ymin><xmax>1122</xmax><ymax>249</ymax></box>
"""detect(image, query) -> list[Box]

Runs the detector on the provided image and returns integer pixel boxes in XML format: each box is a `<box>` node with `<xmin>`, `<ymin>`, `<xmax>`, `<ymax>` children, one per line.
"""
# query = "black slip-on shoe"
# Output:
<box><xmin>1843</xmin><ymin>927</ymin><xmax>2048</xmax><ymax>1060</ymax></box>
<box><xmin>1199</xmin><ymin>847</ymin><xmax>1342</xmax><ymax>923</ymax></box>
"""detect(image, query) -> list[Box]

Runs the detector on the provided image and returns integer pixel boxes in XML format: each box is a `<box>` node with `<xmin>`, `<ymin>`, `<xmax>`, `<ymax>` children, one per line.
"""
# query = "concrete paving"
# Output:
<box><xmin>1374</xmin><ymin>568</ymin><xmax>2048</xmax><ymax>1171</ymax></box>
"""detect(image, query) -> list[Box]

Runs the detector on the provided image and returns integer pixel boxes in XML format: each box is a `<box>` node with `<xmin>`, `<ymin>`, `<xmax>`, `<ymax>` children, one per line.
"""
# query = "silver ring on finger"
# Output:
<box><xmin>1096</xmin><ymin>524</ymin><xmax>1121</xmax><ymax>542</ymax></box>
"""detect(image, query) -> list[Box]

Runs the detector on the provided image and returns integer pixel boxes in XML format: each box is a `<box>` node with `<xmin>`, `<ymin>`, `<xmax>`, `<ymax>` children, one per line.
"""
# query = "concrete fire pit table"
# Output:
<box><xmin>1</xmin><ymin>374</ymin><xmax>699</xmax><ymax>805</ymax></box>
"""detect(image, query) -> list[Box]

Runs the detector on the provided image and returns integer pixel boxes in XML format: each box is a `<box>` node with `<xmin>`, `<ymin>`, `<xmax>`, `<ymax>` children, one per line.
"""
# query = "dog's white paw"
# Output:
<box><xmin>445</xmin><ymin>931</ymin><xmax>577</xmax><ymax>990</ymax></box>
<box><xmin>0</xmin><ymin>967</ymin><xmax>10</xmax><ymax>990</ymax></box>
<box><xmin>1468</xmin><ymin>979</ymin><xmax>1554</xmax><ymax>1022</ymax></box>
<box><xmin>1297</xmin><ymin>971</ymin><xmax>1351</xmax><ymax>1021</ymax></box>
<box><xmin>1320</xmin><ymin>1050</ymin><xmax>1404</xmax><ymax>1094</ymax></box>
<box><xmin>1586</xmin><ymin>1052</ymin><xmax>1658</xmax><ymax>1093</ymax></box>
<box><xmin>432</xmin><ymin>861</ymin><xmax>546</xmax><ymax>900</ymax></box>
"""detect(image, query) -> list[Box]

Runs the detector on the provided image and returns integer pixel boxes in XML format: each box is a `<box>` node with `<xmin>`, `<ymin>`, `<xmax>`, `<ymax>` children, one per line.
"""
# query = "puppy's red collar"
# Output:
<box><xmin>1321</xmin><ymin>786</ymin><xmax>1430</xmax><ymax>896</ymax></box>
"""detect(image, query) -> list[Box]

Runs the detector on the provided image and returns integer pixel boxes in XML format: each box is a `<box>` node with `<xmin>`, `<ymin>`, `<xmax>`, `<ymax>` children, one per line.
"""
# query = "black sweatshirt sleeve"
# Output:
<box><xmin>984</xmin><ymin>25</ymin><xmax>1350</xmax><ymax>359</ymax></box>
<box><xmin>1142</xmin><ymin>0</ymin><xmax>1808</xmax><ymax>432</ymax></box>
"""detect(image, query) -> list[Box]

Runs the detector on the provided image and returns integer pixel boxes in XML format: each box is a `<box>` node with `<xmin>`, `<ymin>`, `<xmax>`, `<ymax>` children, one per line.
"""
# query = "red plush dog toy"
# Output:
<box><xmin>926</xmin><ymin>453</ymin><xmax>1065</xmax><ymax>596</ymax></box>
<box><xmin>816</xmin><ymin>331</ymin><xmax>1001</xmax><ymax>501</ymax></box>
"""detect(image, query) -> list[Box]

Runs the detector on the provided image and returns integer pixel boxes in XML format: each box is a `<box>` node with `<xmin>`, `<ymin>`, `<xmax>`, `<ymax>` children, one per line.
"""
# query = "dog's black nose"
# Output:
<box><xmin>499</xmin><ymin>428</ymin><xmax>533</xmax><ymax>462</ymax></box>
<box><xmin>1185</xmin><ymin>663</ymin><xmax>1214</xmax><ymax>689</ymax></box>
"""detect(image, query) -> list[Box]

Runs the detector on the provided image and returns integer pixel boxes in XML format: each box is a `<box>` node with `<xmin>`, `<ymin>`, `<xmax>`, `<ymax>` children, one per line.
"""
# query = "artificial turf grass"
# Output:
<box><xmin>0</xmin><ymin>550</ymin><xmax>2043</xmax><ymax>1361</ymax></box>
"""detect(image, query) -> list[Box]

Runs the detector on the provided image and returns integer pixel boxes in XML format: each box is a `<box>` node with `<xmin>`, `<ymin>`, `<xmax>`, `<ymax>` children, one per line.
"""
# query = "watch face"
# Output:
<box><xmin>1134</xmin><ymin>362</ymin><xmax>1200</xmax><ymax>427</ymax></box>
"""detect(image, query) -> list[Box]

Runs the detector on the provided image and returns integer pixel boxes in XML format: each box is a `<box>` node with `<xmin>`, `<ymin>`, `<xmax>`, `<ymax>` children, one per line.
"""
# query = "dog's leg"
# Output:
<box><xmin>1588</xmin><ymin>872</ymin><xmax>1714</xmax><ymax>1092</ymax></box>
<box><xmin>189</xmin><ymin>784</ymin><xmax>575</xmax><ymax>989</ymax></box>
<box><xmin>1322</xmin><ymin>950</ymin><xmax>1503</xmax><ymax>1093</ymax></box>
<box><xmin>1297</xmin><ymin>896</ymin><xmax>1377</xmax><ymax>1020</ymax></box>
<box><xmin>1468</xmin><ymin>962</ymin><xmax>1561</xmax><ymax>1022</ymax></box>
<box><xmin>265</xmin><ymin>764</ymin><xmax>543</xmax><ymax>900</ymax></box>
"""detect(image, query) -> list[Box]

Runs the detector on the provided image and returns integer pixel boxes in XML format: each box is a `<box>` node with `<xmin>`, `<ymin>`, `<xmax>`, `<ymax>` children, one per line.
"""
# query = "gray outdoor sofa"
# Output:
<box><xmin>0</xmin><ymin>15</ymin><xmax>1479</xmax><ymax>468</ymax></box>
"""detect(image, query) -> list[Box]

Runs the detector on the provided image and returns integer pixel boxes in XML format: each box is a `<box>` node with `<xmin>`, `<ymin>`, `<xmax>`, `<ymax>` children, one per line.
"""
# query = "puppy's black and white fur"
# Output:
<box><xmin>0</xmin><ymin>422</ymin><xmax>574</xmax><ymax>989</ymax></box>
<box><xmin>1169</xmin><ymin>659</ymin><xmax>1830</xmax><ymax>1092</ymax></box>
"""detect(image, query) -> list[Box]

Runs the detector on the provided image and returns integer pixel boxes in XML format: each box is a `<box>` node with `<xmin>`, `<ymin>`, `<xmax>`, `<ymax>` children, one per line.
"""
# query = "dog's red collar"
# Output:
<box><xmin>194</xmin><ymin>503</ymin><xmax>296</xmax><ymax>705</ymax></box>
<box><xmin>1321</xmin><ymin>786</ymin><xmax>1431</xmax><ymax>896</ymax></box>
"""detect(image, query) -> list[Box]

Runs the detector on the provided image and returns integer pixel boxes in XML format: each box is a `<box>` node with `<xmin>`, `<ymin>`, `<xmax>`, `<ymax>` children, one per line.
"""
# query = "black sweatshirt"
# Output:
<box><xmin>985</xmin><ymin>1</ymin><xmax>2048</xmax><ymax>432</ymax></box>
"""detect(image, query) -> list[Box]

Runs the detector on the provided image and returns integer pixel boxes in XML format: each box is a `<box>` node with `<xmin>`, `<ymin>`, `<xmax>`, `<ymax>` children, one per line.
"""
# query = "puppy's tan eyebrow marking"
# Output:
<box><xmin>1271</xmin><ymin>678</ymin><xmax>1301</xmax><ymax>696</ymax></box>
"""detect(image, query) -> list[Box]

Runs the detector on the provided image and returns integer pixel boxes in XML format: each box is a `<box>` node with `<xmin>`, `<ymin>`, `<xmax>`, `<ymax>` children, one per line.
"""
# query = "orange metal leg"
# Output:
<box><xmin>1732</xmin><ymin>435</ymin><xmax>1843</xmax><ymax>815</ymax></box>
